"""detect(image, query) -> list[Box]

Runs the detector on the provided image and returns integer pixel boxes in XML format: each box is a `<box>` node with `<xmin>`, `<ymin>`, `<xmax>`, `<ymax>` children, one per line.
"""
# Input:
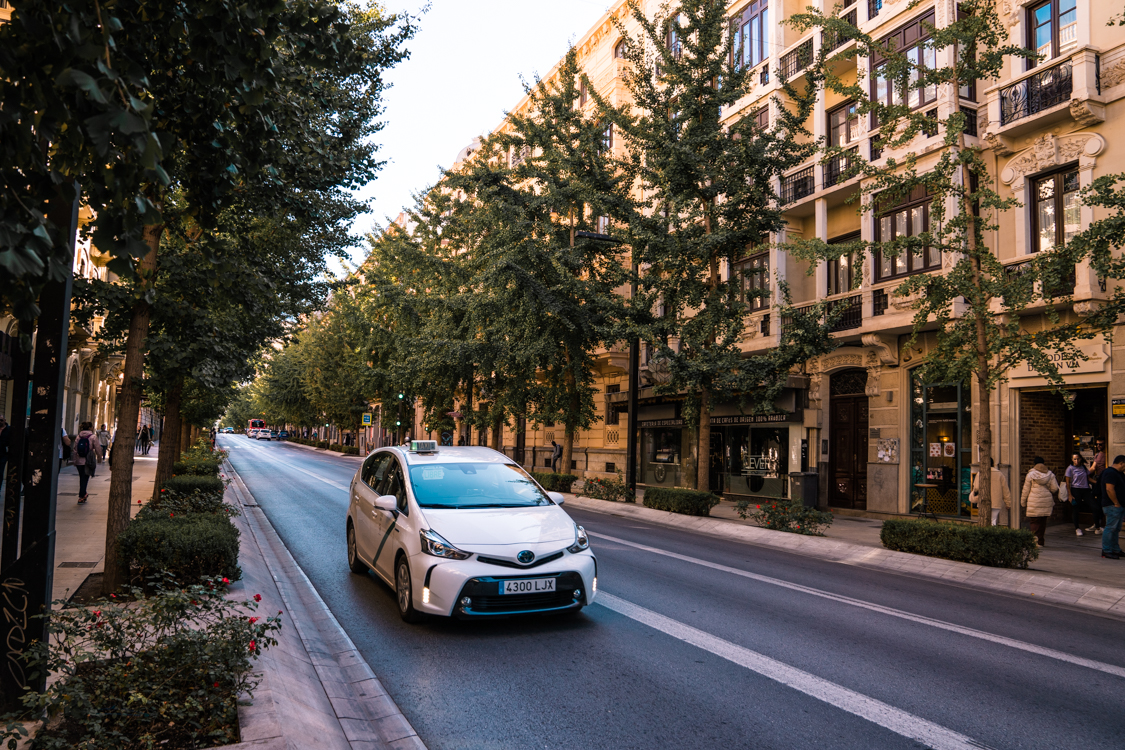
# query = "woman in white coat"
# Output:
<box><xmin>1021</xmin><ymin>455</ymin><xmax>1059</xmax><ymax>546</ymax></box>
<box><xmin>971</xmin><ymin>457</ymin><xmax>1012</xmax><ymax>526</ymax></box>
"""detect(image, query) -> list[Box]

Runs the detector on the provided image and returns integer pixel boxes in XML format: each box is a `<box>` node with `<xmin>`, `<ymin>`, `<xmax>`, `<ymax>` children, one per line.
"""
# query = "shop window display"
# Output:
<box><xmin>910</xmin><ymin>371</ymin><xmax>972</xmax><ymax>516</ymax></box>
<box><xmin>721</xmin><ymin>426</ymin><xmax>789</xmax><ymax>499</ymax></box>
<box><xmin>642</xmin><ymin>427</ymin><xmax>692</xmax><ymax>488</ymax></box>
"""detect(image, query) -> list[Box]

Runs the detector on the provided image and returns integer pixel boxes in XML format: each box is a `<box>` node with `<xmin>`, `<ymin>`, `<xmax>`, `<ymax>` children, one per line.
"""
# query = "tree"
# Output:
<box><xmin>614</xmin><ymin>0</ymin><xmax>830</xmax><ymax>491</ymax></box>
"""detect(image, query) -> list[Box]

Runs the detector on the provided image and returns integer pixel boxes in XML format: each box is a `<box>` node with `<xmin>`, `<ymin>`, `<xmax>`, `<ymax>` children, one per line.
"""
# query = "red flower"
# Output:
<box><xmin>191</xmin><ymin>600</ymin><xmax>198</xmax><ymax>605</ymax></box>
<box><xmin>169</xmin><ymin>512</ymin><xmax>174</xmax><ymax>517</ymax></box>
<box><xmin>213</xmin><ymin>681</ymin><xmax>220</xmax><ymax>688</ymax></box>
<box><xmin>248</xmin><ymin>617</ymin><xmax>258</xmax><ymax>624</ymax></box>
<box><xmin>222</xmin><ymin>577</ymin><xmax>230</xmax><ymax>585</ymax></box>
<box><xmin>248</xmin><ymin>640</ymin><xmax>257</xmax><ymax>652</ymax></box>
<box><xmin>254</xmin><ymin>594</ymin><xmax>262</xmax><ymax>602</ymax></box>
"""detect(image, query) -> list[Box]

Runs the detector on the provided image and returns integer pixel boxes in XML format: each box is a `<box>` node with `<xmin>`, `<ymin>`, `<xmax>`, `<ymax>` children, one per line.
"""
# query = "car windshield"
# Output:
<box><xmin>408</xmin><ymin>462</ymin><xmax>551</xmax><ymax>509</ymax></box>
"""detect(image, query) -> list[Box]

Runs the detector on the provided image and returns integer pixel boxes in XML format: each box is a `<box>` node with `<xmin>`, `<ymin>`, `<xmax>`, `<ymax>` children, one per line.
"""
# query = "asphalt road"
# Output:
<box><xmin>222</xmin><ymin>435</ymin><xmax>1125</xmax><ymax>750</ymax></box>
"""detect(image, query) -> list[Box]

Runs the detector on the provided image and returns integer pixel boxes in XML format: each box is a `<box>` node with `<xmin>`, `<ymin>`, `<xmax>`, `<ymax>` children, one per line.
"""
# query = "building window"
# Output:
<box><xmin>1032</xmin><ymin>167</ymin><xmax>1080</xmax><ymax>254</ymax></box>
<box><xmin>615</xmin><ymin>39</ymin><xmax>626</xmax><ymax>59</ymax></box>
<box><xmin>1028</xmin><ymin>0</ymin><xmax>1078</xmax><ymax>68</ymax></box>
<box><xmin>579</xmin><ymin>79</ymin><xmax>588</xmax><ymax>107</ymax></box>
<box><xmin>667</xmin><ymin>15</ymin><xmax>684</xmax><ymax>61</ymax></box>
<box><xmin>731</xmin><ymin>1</ymin><xmax>768</xmax><ymax>71</ymax></box>
<box><xmin>827</xmin><ymin>233</ymin><xmax>860</xmax><ymax>295</ymax></box>
<box><xmin>828</xmin><ymin>101</ymin><xmax>860</xmax><ymax>148</ymax></box>
<box><xmin>600</xmin><ymin>122</ymin><xmax>613</xmax><ymax>153</ymax></box>
<box><xmin>875</xmin><ymin>187</ymin><xmax>938</xmax><ymax>280</ymax></box>
<box><xmin>871</xmin><ymin>11</ymin><xmax>937</xmax><ymax>125</ymax></box>
<box><xmin>909</xmin><ymin>372</ymin><xmax>972</xmax><ymax>517</ymax></box>
<box><xmin>596</xmin><ymin>215</ymin><xmax>611</xmax><ymax>234</ymax></box>
<box><xmin>738</xmin><ymin>251</ymin><xmax>770</xmax><ymax>310</ymax></box>
<box><xmin>753</xmin><ymin>106</ymin><xmax>769</xmax><ymax>131</ymax></box>
<box><xmin>606</xmin><ymin>406</ymin><xmax>620</xmax><ymax>426</ymax></box>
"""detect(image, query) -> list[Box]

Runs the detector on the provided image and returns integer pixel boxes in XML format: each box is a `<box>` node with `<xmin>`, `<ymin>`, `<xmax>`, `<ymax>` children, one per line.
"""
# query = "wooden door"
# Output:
<box><xmin>830</xmin><ymin>396</ymin><xmax>868</xmax><ymax>509</ymax></box>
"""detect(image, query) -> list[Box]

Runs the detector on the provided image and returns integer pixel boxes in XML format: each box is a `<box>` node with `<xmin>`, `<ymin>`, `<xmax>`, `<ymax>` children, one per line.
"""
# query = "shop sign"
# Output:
<box><xmin>1113</xmin><ymin>399</ymin><xmax>1125</xmax><ymax>419</ymax></box>
<box><xmin>742</xmin><ymin>455</ymin><xmax>779</xmax><ymax>476</ymax></box>
<box><xmin>638</xmin><ymin>412</ymin><xmax>793</xmax><ymax>429</ymax></box>
<box><xmin>1011</xmin><ymin>341</ymin><xmax>1107</xmax><ymax>378</ymax></box>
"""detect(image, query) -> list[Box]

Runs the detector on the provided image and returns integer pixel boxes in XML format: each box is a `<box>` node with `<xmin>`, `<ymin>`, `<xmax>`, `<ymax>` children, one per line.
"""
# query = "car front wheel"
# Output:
<box><xmin>346</xmin><ymin>523</ymin><xmax>368</xmax><ymax>575</ymax></box>
<box><xmin>395</xmin><ymin>556</ymin><xmax>423</xmax><ymax>623</ymax></box>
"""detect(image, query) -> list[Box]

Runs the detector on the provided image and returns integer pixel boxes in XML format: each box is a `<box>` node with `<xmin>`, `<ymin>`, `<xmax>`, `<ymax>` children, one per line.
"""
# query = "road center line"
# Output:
<box><xmin>597</xmin><ymin>592</ymin><xmax>993</xmax><ymax>750</ymax></box>
<box><xmin>589</xmin><ymin>530</ymin><xmax>1125</xmax><ymax>680</ymax></box>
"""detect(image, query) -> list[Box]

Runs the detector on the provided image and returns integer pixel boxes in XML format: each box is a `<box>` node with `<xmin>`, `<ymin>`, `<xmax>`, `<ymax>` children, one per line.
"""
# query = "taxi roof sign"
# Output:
<box><xmin>409</xmin><ymin>440</ymin><xmax>438</xmax><ymax>454</ymax></box>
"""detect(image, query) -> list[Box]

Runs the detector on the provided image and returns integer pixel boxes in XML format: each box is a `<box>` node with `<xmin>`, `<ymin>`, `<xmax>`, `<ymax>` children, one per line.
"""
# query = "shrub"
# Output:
<box><xmin>158</xmin><ymin>474</ymin><xmax>225</xmax><ymax>499</ymax></box>
<box><xmin>172</xmin><ymin>459</ymin><xmax>220</xmax><ymax>477</ymax></box>
<box><xmin>736</xmin><ymin>500</ymin><xmax>833</xmax><ymax>536</ymax></box>
<box><xmin>643</xmin><ymin>487</ymin><xmax>720</xmax><ymax>516</ymax></box>
<box><xmin>0</xmin><ymin>579</ymin><xmax>281</xmax><ymax>750</ymax></box>
<box><xmin>881</xmin><ymin>518</ymin><xmax>1040</xmax><ymax>569</ymax></box>
<box><xmin>181</xmin><ymin>437</ymin><xmax>228</xmax><ymax>464</ymax></box>
<box><xmin>140</xmin><ymin>488</ymin><xmax>239</xmax><ymax>519</ymax></box>
<box><xmin>341</xmin><ymin>446</ymin><xmax>361</xmax><ymax>455</ymax></box>
<box><xmin>582</xmin><ymin>472</ymin><xmax>632</xmax><ymax>503</ymax></box>
<box><xmin>317</xmin><ymin>440</ymin><xmax>329</xmax><ymax>449</ymax></box>
<box><xmin>532</xmin><ymin>472</ymin><xmax>578</xmax><ymax>492</ymax></box>
<box><xmin>118</xmin><ymin>514</ymin><xmax>241</xmax><ymax>586</ymax></box>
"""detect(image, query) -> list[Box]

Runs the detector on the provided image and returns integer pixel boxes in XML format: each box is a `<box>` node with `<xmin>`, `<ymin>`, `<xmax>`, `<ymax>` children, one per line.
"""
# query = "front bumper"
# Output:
<box><xmin>416</xmin><ymin>551</ymin><xmax>597</xmax><ymax>617</ymax></box>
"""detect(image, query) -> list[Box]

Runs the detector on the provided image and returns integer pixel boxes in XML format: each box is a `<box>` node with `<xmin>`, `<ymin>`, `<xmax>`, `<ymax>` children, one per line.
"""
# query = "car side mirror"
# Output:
<box><xmin>374</xmin><ymin>495</ymin><xmax>398</xmax><ymax>512</ymax></box>
<box><xmin>548</xmin><ymin>491</ymin><xmax>565</xmax><ymax>505</ymax></box>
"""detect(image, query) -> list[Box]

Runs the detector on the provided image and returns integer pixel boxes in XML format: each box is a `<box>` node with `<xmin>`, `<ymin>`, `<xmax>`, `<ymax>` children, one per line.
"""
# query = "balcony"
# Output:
<box><xmin>828</xmin><ymin>296</ymin><xmax>863</xmax><ymax>332</ymax></box>
<box><xmin>781</xmin><ymin>166</ymin><xmax>815</xmax><ymax>205</ymax></box>
<box><xmin>779</xmin><ymin>38</ymin><xmax>813</xmax><ymax>81</ymax></box>
<box><xmin>1000</xmin><ymin>60</ymin><xmax>1072</xmax><ymax>126</ymax></box>
<box><xmin>985</xmin><ymin>48</ymin><xmax>1103</xmax><ymax>144</ymax></box>
<box><xmin>824</xmin><ymin>147</ymin><xmax>858</xmax><ymax>188</ymax></box>
<box><xmin>868</xmin><ymin>0</ymin><xmax>882</xmax><ymax>20</ymax></box>
<box><xmin>1002</xmin><ymin>258</ymin><xmax>1075</xmax><ymax>304</ymax></box>
<box><xmin>823</xmin><ymin>10</ymin><xmax>857</xmax><ymax>54</ymax></box>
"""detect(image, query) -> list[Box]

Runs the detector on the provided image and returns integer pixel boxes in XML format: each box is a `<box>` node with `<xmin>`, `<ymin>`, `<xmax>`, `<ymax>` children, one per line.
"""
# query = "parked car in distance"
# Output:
<box><xmin>278</xmin><ymin>431</ymin><xmax>289</xmax><ymax>440</ymax></box>
<box><xmin>247</xmin><ymin>429</ymin><xmax>259</xmax><ymax>439</ymax></box>
<box><xmin>269</xmin><ymin>430</ymin><xmax>279</xmax><ymax>440</ymax></box>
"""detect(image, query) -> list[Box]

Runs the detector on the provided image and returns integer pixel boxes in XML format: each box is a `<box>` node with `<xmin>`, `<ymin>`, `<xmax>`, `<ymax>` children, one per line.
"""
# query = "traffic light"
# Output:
<box><xmin>396</xmin><ymin>420</ymin><xmax>401</xmax><ymax>426</ymax></box>
<box><xmin>398</xmin><ymin>393</ymin><xmax>404</xmax><ymax>400</ymax></box>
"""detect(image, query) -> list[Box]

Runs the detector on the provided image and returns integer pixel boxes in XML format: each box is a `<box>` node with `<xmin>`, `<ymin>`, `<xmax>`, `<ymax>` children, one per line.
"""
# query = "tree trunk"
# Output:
<box><xmin>562</xmin><ymin>359</ymin><xmax>578</xmax><ymax>480</ymax></box>
<box><xmin>697</xmin><ymin>388</ymin><xmax>711</xmax><ymax>492</ymax></box>
<box><xmin>490</xmin><ymin>415</ymin><xmax>502</xmax><ymax>452</ymax></box>
<box><xmin>180</xmin><ymin>418</ymin><xmax>191</xmax><ymax>456</ymax></box>
<box><xmin>152</xmin><ymin>377</ymin><xmax>183</xmax><ymax>500</ymax></box>
<box><xmin>103</xmin><ymin>223</ymin><xmax>161</xmax><ymax>595</ymax></box>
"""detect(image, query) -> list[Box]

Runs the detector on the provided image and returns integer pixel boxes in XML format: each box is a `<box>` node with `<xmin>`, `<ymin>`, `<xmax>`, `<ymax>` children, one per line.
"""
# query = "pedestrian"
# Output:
<box><xmin>73</xmin><ymin>421</ymin><xmax>100</xmax><ymax>504</ymax></box>
<box><xmin>1086</xmin><ymin>439</ymin><xmax>1107</xmax><ymax>534</ymax></box>
<box><xmin>551</xmin><ymin>440</ymin><xmax>562</xmax><ymax>473</ymax></box>
<box><xmin>143</xmin><ymin>424</ymin><xmax>153</xmax><ymax>455</ymax></box>
<box><xmin>0</xmin><ymin>416</ymin><xmax>9</xmax><ymax>496</ymax></box>
<box><xmin>1020</xmin><ymin>456</ymin><xmax>1058</xmax><ymax>547</ymax></box>
<box><xmin>1099</xmin><ymin>454</ymin><xmax>1125</xmax><ymax>560</ymax></box>
<box><xmin>137</xmin><ymin>424</ymin><xmax>149</xmax><ymax>455</ymax></box>
<box><xmin>1065</xmin><ymin>453</ymin><xmax>1097</xmax><ymax>537</ymax></box>
<box><xmin>96</xmin><ymin>423</ymin><xmax>111</xmax><ymax>461</ymax></box>
<box><xmin>970</xmin><ymin>457</ymin><xmax>1011</xmax><ymax>526</ymax></box>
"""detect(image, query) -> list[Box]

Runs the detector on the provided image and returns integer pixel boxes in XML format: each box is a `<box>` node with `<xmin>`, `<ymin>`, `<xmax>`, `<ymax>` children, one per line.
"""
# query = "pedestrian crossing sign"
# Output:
<box><xmin>362</xmin><ymin>413</ymin><xmax>373</xmax><ymax>426</ymax></box>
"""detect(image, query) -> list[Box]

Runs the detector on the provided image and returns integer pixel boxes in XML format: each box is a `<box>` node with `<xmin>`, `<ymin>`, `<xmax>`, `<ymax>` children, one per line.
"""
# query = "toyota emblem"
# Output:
<box><xmin>517</xmin><ymin>550</ymin><xmax>535</xmax><ymax>564</ymax></box>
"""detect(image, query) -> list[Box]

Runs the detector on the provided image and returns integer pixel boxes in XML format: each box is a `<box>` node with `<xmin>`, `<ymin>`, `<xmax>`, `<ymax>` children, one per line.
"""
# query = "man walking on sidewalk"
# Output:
<box><xmin>73</xmin><ymin>421</ymin><xmax>101</xmax><ymax>504</ymax></box>
<box><xmin>1100</xmin><ymin>455</ymin><xmax>1125</xmax><ymax>560</ymax></box>
<box><xmin>96</xmin><ymin>423</ymin><xmax>111</xmax><ymax>461</ymax></box>
<box><xmin>551</xmin><ymin>440</ymin><xmax>562</xmax><ymax>473</ymax></box>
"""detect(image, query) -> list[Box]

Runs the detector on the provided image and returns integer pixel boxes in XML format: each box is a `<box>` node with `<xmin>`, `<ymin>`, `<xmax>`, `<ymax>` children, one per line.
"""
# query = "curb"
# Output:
<box><xmin>223</xmin><ymin>460</ymin><xmax>426</xmax><ymax>750</ymax></box>
<box><xmin>281</xmin><ymin>440</ymin><xmax>365</xmax><ymax>461</ymax></box>
<box><xmin>564</xmin><ymin>494</ymin><xmax>1125</xmax><ymax>619</ymax></box>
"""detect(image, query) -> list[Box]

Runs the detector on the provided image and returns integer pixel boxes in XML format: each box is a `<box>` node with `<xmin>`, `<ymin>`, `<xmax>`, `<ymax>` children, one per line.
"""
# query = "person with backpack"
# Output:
<box><xmin>73</xmin><ymin>420</ymin><xmax>101</xmax><ymax>504</ymax></box>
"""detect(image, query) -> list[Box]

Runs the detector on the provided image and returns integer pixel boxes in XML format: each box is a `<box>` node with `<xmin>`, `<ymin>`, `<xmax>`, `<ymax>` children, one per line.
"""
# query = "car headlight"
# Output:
<box><xmin>567</xmin><ymin>525</ymin><xmax>589</xmax><ymax>553</ymax></box>
<box><xmin>419</xmin><ymin>529</ymin><xmax>472</xmax><ymax>560</ymax></box>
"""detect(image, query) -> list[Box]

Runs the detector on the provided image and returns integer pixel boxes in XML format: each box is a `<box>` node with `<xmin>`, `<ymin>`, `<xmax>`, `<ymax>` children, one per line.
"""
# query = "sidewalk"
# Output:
<box><xmin>563</xmin><ymin>493</ymin><xmax>1125</xmax><ymax>618</ymax></box>
<box><xmin>52</xmin><ymin>445</ymin><xmax>157</xmax><ymax>601</ymax></box>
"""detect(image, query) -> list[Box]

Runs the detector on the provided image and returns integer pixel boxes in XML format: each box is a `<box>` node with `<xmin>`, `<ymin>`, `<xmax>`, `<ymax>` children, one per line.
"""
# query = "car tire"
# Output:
<box><xmin>346</xmin><ymin>523</ymin><xmax>368</xmax><ymax>575</ymax></box>
<box><xmin>395</xmin><ymin>556</ymin><xmax>423</xmax><ymax>623</ymax></box>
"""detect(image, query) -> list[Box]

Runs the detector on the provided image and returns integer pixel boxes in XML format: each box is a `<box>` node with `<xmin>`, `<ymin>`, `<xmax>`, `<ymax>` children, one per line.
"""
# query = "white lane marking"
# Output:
<box><xmin>229</xmin><ymin>440</ymin><xmax>351</xmax><ymax>492</ymax></box>
<box><xmin>598</xmin><ymin>593</ymin><xmax>992</xmax><ymax>750</ymax></box>
<box><xmin>590</xmin><ymin>530</ymin><xmax>1125</xmax><ymax>680</ymax></box>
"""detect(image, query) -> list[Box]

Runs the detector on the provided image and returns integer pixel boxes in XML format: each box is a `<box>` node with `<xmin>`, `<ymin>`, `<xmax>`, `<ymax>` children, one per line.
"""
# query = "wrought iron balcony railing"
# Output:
<box><xmin>824</xmin><ymin>147</ymin><xmax>858</xmax><ymax>188</ymax></box>
<box><xmin>828</xmin><ymin>296</ymin><xmax>863</xmax><ymax>332</ymax></box>
<box><xmin>999</xmin><ymin>60</ymin><xmax>1072</xmax><ymax>125</ymax></box>
<box><xmin>781</xmin><ymin>166</ymin><xmax>815</xmax><ymax>204</ymax></box>
<box><xmin>824</xmin><ymin>10</ymin><xmax>857</xmax><ymax>54</ymax></box>
<box><xmin>779</xmin><ymin>39</ymin><xmax>814</xmax><ymax>80</ymax></box>
<box><xmin>873</xmin><ymin>288</ymin><xmax>889</xmax><ymax>316</ymax></box>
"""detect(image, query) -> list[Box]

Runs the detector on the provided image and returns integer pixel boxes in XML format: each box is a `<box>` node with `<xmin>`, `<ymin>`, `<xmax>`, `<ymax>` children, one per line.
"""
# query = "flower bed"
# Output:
<box><xmin>1</xmin><ymin>580</ymin><xmax>281</xmax><ymax>750</ymax></box>
<box><xmin>642</xmin><ymin>487</ymin><xmax>720</xmax><ymax>516</ymax></box>
<box><xmin>582</xmin><ymin>473</ymin><xmax>632</xmax><ymax>503</ymax></box>
<box><xmin>531</xmin><ymin>471</ymin><xmax>578</xmax><ymax>493</ymax></box>
<box><xmin>735</xmin><ymin>500</ymin><xmax>833</xmax><ymax>536</ymax></box>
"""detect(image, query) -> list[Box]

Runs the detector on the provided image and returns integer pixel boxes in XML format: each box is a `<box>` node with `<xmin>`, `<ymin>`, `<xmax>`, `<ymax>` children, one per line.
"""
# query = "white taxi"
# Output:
<box><xmin>345</xmin><ymin>442</ymin><xmax>596</xmax><ymax>622</ymax></box>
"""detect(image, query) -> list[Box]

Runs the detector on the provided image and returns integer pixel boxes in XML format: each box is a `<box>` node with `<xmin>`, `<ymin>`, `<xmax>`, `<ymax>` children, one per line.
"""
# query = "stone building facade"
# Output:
<box><xmin>409</xmin><ymin>0</ymin><xmax>1124</xmax><ymax>525</ymax></box>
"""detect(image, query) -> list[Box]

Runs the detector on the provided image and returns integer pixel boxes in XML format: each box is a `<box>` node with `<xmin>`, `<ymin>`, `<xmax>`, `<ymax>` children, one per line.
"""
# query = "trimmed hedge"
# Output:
<box><xmin>532</xmin><ymin>472</ymin><xmax>578</xmax><ymax>492</ymax></box>
<box><xmin>643</xmin><ymin>487</ymin><xmax>721</xmax><ymax>516</ymax></box>
<box><xmin>118</xmin><ymin>513</ymin><xmax>241</xmax><ymax>585</ymax></box>
<box><xmin>881</xmin><ymin>518</ymin><xmax>1040</xmax><ymax>569</ymax></box>
<box><xmin>172</xmin><ymin>459</ymin><xmax>221</xmax><ymax>477</ymax></box>
<box><xmin>160</xmin><ymin>474</ymin><xmax>225</xmax><ymax>498</ymax></box>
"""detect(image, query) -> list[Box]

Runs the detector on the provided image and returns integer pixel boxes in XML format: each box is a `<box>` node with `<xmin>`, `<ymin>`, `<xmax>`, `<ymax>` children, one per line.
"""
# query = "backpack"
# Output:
<box><xmin>76</xmin><ymin>434</ymin><xmax>91</xmax><ymax>459</ymax></box>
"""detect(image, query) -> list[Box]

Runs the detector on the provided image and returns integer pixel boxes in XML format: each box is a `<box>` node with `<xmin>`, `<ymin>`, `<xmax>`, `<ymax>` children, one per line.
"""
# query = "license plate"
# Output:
<box><xmin>501</xmin><ymin>578</ymin><xmax>556</xmax><ymax>595</ymax></box>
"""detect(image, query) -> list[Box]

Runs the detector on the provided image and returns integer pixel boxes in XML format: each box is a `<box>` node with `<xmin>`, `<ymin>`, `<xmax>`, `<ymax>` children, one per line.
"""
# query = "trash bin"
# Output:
<box><xmin>789</xmin><ymin>471</ymin><xmax>819</xmax><ymax>508</ymax></box>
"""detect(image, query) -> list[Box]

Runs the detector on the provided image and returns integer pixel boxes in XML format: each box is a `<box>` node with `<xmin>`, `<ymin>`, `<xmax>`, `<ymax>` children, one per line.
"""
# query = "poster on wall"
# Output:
<box><xmin>876</xmin><ymin>438</ymin><xmax>899</xmax><ymax>464</ymax></box>
<box><xmin>944</xmin><ymin>442</ymin><xmax>956</xmax><ymax>458</ymax></box>
<box><xmin>930</xmin><ymin>442</ymin><xmax>942</xmax><ymax>457</ymax></box>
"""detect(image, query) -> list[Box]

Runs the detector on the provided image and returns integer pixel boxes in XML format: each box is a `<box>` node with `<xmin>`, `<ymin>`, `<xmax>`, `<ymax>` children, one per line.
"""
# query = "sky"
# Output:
<box><xmin>335</xmin><ymin>0</ymin><xmax>615</xmax><ymax>273</ymax></box>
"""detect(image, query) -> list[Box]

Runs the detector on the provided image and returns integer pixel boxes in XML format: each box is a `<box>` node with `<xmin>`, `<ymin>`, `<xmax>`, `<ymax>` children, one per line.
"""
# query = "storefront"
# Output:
<box><xmin>909</xmin><ymin>371</ymin><xmax>973</xmax><ymax>517</ymax></box>
<box><xmin>639</xmin><ymin>413</ymin><xmax>797</xmax><ymax>499</ymax></box>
